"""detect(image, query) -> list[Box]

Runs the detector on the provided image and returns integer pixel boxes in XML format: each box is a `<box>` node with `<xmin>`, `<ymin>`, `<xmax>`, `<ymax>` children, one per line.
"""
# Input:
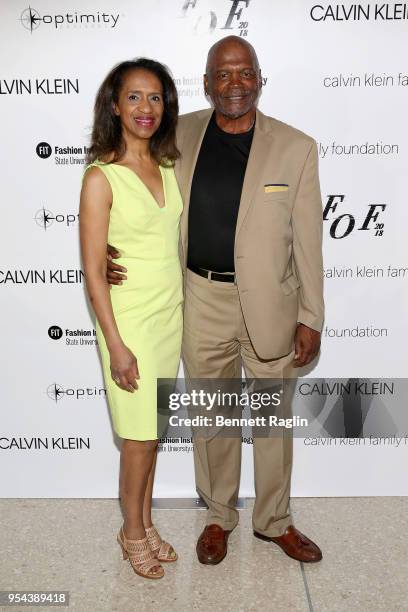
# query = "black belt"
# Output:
<box><xmin>188</xmin><ymin>264</ymin><xmax>236</xmax><ymax>283</ymax></box>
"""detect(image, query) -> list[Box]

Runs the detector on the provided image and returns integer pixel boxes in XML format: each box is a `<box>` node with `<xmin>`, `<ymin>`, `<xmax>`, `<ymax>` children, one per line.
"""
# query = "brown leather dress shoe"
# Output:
<box><xmin>254</xmin><ymin>525</ymin><xmax>322</xmax><ymax>562</ymax></box>
<box><xmin>196</xmin><ymin>524</ymin><xmax>231</xmax><ymax>565</ymax></box>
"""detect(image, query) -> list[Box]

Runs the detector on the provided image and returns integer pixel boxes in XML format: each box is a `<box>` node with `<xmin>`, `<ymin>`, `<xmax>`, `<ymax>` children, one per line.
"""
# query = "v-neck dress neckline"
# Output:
<box><xmin>111</xmin><ymin>163</ymin><xmax>167</xmax><ymax>211</ymax></box>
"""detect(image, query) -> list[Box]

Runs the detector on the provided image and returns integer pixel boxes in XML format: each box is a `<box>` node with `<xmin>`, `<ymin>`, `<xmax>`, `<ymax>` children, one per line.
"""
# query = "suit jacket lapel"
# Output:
<box><xmin>235</xmin><ymin>109</ymin><xmax>273</xmax><ymax>238</ymax></box>
<box><xmin>178</xmin><ymin>109</ymin><xmax>213</xmax><ymax>267</ymax></box>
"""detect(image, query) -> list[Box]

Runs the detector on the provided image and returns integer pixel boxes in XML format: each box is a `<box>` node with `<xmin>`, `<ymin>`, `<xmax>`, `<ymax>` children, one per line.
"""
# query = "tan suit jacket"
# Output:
<box><xmin>175</xmin><ymin>108</ymin><xmax>324</xmax><ymax>360</ymax></box>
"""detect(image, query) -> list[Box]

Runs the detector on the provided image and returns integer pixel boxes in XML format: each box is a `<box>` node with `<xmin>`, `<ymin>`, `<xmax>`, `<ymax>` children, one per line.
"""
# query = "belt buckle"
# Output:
<box><xmin>206</xmin><ymin>269</ymin><xmax>235</xmax><ymax>283</ymax></box>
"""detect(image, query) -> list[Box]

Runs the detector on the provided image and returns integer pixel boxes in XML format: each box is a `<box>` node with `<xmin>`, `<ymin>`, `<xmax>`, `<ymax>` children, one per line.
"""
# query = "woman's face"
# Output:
<box><xmin>113</xmin><ymin>68</ymin><xmax>164</xmax><ymax>140</ymax></box>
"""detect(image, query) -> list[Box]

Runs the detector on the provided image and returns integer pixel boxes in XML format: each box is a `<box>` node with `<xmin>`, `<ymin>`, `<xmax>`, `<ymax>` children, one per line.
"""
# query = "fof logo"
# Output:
<box><xmin>181</xmin><ymin>0</ymin><xmax>251</xmax><ymax>36</ymax></box>
<box><xmin>20</xmin><ymin>6</ymin><xmax>121</xmax><ymax>32</ymax></box>
<box><xmin>34</xmin><ymin>207</ymin><xmax>79</xmax><ymax>230</ymax></box>
<box><xmin>46</xmin><ymin>383</ymin><xmax>106</xmax><ymax>402</ymax></box>
<box><xmin>48</xmin><ymin>325</ymin><xmax>63</xmax><ymax>340</ymax></box>
<box><xmin>36</xmin><ymin>142</ymin><xmax>52</xmax><ymax>159</ymax></box>
<box><xmin>323</xmin><ymin>195</ymin><xmax>386</xmax><ymax>239</ymax></box>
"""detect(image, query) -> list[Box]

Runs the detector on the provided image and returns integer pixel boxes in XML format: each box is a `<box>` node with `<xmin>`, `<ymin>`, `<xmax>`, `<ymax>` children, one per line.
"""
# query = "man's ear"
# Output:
<box><xmin>203</xmin><ymin>74</ymin><xmax>209</xmax><ymax>96</ymax></box>
<box><xmin>259</xmin><ymin>70</ymin><xmax>263</xmax><ymax>88</ymax></box>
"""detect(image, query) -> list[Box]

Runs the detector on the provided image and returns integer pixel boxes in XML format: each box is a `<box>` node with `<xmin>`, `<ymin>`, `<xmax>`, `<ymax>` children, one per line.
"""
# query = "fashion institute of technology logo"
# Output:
<box><xmin>48</xmin><ymin>325</ymin><xmax>98</xmax><ymax>347</ymax></box>
<box><xmin>35</xmin><ymin>141</ymin><xmax>88</xmax><ymax>165</ymax></box>
<box><xmin>19</xmin><ymin>6</ymin><xmax>121</xmax><ymax>32</ymax></box>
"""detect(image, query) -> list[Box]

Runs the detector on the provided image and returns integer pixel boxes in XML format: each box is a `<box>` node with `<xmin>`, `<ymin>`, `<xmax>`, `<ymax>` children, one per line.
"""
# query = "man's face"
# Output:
<box><xmin>204</xmin><ymin>41</ymin><xmax>261</xmax><ymax>119</ymax></box>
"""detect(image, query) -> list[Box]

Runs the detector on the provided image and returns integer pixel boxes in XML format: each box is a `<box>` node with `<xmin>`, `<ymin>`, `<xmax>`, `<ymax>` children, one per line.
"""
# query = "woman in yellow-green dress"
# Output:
<box><xmin>80</xmin><ymin>59</ymin><xmax>182</xmax><ymax>580</ymax></box>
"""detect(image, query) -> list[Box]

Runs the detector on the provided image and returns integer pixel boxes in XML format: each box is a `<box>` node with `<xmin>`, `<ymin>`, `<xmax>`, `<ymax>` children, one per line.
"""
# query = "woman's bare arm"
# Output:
<box><xmin>79</xmin><ymin>167</ymin><xmax>139</xmax><ymax>392</ymax></box>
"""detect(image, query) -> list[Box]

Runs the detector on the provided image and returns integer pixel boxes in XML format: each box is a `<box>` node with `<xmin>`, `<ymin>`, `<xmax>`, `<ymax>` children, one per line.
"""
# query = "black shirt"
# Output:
<box><xmin>187</xmin><ymin>112</ymin><xmax>254</xmax><ymax>272</ymax></box>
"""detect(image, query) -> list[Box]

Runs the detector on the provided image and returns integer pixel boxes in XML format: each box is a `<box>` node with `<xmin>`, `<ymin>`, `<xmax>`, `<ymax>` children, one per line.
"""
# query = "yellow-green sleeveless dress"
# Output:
<box><xmin>84</xmin><ymin>161</ymin><xmax>183</xmax><ymax>440</ymax></box>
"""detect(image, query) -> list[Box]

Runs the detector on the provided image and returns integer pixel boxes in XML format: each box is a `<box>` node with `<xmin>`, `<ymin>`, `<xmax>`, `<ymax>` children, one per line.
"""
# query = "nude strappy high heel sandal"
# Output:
<box><xmin>117</xmin><ymin>526</ymin><xmax>164</xmax><ymax>579</ymax></box>
<box><xmin>145</xmin><ymin>525</ymin><xmax>178</xmax><ymax>562</ymax></box>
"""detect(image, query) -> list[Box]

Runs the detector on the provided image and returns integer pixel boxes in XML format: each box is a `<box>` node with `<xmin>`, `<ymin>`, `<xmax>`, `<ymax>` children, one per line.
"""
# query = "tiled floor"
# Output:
<box><xmin>1</xmin><ymin>498</ymin><xmax>407</xmax><ymax>612</ymax></box>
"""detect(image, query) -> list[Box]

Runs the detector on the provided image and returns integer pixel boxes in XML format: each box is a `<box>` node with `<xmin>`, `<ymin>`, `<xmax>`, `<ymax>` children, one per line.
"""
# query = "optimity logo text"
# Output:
<box><xmin>20</xmin><ymin>6</ymin><xmax>121</xmax><ymax>32</ymax></box>
<box><xmin>46</xmin><ymin>383</ymin><xmax>106</xmax><ymax>402</ymax></box>
<box><xmin>34</xmin><ymin>207</ymin><xmax>79</xmax><ymax>231</ymax></box>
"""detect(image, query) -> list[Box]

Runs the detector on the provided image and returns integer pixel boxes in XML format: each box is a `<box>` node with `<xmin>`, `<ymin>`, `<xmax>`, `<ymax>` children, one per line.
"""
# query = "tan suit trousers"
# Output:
<box><xmin>182</xmin><ymin>269</ymin><xmax>296</xmax><ymax>537</ymax></box>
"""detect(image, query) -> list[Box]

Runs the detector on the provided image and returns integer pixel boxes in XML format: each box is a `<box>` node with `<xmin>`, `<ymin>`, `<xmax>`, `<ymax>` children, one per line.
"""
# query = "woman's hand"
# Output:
<box><xmin>109</xmin><ymin>343</ymin><xmax>140</xmax><ymax>392</ymax></box>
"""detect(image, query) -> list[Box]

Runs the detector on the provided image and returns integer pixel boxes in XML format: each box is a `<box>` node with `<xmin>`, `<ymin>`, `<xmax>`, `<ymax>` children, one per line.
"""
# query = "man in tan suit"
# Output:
<box><xmin>108</xmin><ymin>36</ymin><xmax>324</xmax><ymax>564</ymax></box>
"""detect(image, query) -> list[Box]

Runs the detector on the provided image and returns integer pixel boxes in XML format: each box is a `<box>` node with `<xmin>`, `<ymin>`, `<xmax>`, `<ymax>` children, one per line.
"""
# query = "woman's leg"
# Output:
<box><xmin>141</xmin><ymin>449</ymin><xmax>177</xmax><ymax>560</ymax></box>
<box><xmin>143</xmin><ymin>450</ymin><xmax>158</xmax><ymax>528</ymax></box>
<box><xmin>119</xmin><ymin>438</ymin><xmax>158</xmax><ymax>540</ymax></box>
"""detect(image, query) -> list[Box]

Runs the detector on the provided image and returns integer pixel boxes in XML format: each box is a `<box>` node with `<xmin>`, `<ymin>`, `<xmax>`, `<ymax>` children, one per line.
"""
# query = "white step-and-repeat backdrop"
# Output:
<box><xmin>1</xmin><ymin>0</ymin><xmax>407</xmax><ymax>497</ymax></box>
